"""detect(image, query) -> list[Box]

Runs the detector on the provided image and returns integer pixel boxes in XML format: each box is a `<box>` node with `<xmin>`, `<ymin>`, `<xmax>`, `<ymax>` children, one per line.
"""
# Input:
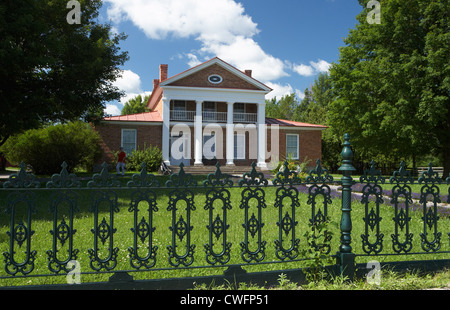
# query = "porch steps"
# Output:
<box><xmin>168</xmin><ymin>165</ymin><xmax>269</xmax><ymax>176</ymax></box>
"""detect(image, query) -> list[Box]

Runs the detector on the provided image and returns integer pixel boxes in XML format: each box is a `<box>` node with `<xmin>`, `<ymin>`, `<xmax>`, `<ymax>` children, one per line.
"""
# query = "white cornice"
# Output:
<box><xmin>162</xmin><ymin>86</ymin><xmax>267</xmax><ymax>104</ymax></box>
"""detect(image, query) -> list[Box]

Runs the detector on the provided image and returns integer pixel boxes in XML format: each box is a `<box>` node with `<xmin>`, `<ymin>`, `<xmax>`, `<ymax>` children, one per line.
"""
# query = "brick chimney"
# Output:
<box><xmin>153</xmin><ymin>79</ymin><xmax>160</xmax><ymax>91</ymax></box>
<box><xmin>244</xmin><ymin>70</ymin><xmax>252</xmax><ymax>77</ymax></box>
<box><xmin>160</xmin><ymin>64</ymin><xmax>168</xmax><ymax>82</ymax></box>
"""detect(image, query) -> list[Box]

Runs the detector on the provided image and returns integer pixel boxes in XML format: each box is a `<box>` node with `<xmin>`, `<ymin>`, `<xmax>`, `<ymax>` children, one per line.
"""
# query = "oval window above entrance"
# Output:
<box><xmin>208</xmin><ymin>75</ymin><xmax>223</xmax><ymax>84</ymax></box>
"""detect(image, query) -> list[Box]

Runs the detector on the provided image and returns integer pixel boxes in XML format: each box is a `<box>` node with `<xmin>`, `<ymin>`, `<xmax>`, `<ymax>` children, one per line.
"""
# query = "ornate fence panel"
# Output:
<box><xmin>0</xmin><ymin>135</ymin><xmax>449</xmax><ymax>289</ymax></box>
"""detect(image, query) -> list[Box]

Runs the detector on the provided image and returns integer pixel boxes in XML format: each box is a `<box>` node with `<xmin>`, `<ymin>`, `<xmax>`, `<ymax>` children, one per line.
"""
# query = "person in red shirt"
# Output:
<box><xmin>116</xmin><ymin>147</ymin><xmax>126</xmax><ymax>176</ymax></box>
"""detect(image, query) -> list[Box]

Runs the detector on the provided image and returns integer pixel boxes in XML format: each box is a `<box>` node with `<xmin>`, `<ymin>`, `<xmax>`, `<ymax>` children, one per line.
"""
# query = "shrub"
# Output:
<box><xmin>127</xmin><ymin>145</ymin><xmax>162</xmax><ymax>172</ymax></box>
<box><xmin>1</xmin><ymin>122</ymin><xmax>102</xmax><ymax>175</ymax></box>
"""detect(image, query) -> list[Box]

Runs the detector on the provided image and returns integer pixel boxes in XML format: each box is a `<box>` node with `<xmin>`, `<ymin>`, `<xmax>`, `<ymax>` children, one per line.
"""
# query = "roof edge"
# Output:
<box><xmin>160</xmin><ymin>57</ymin><xmax>273</xmax><ymax>93</ymax></box>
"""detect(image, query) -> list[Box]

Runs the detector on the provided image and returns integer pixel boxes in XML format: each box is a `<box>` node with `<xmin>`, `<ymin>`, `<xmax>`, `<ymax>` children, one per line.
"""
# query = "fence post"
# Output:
<box><xmin>337</xmin><ymin>133</ymin><xmax>356</xmax><ymax>279</ymax></box>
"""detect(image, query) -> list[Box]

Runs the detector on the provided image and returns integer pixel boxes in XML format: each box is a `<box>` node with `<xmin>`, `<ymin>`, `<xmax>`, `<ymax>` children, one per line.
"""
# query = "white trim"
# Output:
<box><xmin>162</xmin><ymin>87</ymin><xmax>267</xmax><ymax>112</ymax></box>
<box><xmin>162</xmin><ymin>85</ymin><xmax>270</xmax><ymax>95</ymax></box>
<box><xmin>286</xmin><ymin>134</ymin><xmax>299</xmax><ymax>160</ymax></box>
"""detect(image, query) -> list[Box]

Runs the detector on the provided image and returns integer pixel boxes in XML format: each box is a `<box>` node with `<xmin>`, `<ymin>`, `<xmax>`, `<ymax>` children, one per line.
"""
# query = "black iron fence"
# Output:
<box><xmin>0</xmin><ymin>134</ymin><xmax>449</xmax><ymax>289</ymax></box>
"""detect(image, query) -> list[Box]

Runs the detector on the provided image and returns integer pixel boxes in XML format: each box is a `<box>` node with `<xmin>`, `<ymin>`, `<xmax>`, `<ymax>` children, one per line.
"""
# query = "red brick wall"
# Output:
<box><xmin>168</xmin><ymin>64</ymin><xmax>261</xmax><ymax>90</ymax></box>
<box><xmin>269</xmin><ymin>128</ymin><xmax>322</xmax><ymax>169</ymax></box>
<box><xmin>93</xmin><ymin>123</ymin><xmax>163</xmax><ymax>165</ymax></box>
<box><xmin>93</xmin><ymin>122</ymin><xmax>323</xmax><ymax>170</ymax></box>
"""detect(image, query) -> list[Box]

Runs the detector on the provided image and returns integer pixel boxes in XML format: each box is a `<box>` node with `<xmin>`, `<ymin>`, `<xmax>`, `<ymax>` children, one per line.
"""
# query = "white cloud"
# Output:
<box><xmin>120</xmin><ymin>91</ymin><xmax>153</xmax><ymax>106</ymax></box>
<box><xmin>201</xmin><ymin>36</ymin><xmax>288</xmax><ymax>81</ymax></box>
<box><xmin>265</xmin><ymin>82</ymin><xmax>304</xmax><ymax>101</ymax></box>
<box><xmin>292</xmin><ymin>64</ymin><xmax>315</xmax><ymax>77</ymax></box>
<box><xmin>105</xmin><ymin>104</ymin><xmax>121</xmax><ymax>116</ymax></box>
<box><xmin>296</xmin><ymin>89</ymin><xmax>306</xmax><ymax>100</ymax></box>
<box><xmin>265</xmin><ymin>82</ymin><xmax>293</xmax><ymax>100</ymax></box>
<box><xmin>104</xmin><ymin>0</ymin><xmax>288</xmax><ymax>82</ymax></box>
<box><xmin>114</xmin><ymin>70</ymin><xmax>142</xmax><ymax>96</ymax></box>
<box><xmin>186</xmin><ymin>53</ymin><xmax>201</xmax><ymax>67</ymax></box>
<box><xmin>105</xmin><ymin>68</ymin><xmax>153</xmax><ymax>116</ymax></box>
<box><xmin>112</xmin><ymin>70</ymin><xmax>152</xmax><ymax>105</ymax></box>
<box><xmin>293</xmin><ymin>59</ymin><xmax>331</xmax><ymax>77</ymax></box>
<box><xmin>105</xmin><ymin>0</ymin><xmax>258</xmax><ymax>42</ymax></box>
<box><xmin>311</xmin><ymin>59</ymin><xmax>331</xmax><ymax>73</ymax></box>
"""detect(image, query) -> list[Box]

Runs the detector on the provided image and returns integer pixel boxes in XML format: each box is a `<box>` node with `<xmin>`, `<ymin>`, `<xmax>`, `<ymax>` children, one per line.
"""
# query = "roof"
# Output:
<box><xmin>103</xmin><ymin>111</ymin><xmax>163</xmax><ymax>122</ymax></box>
<box><xmin>265</xmin><ymin>118</ymin><xmax>328</xmax><ymax>129</ymax></box>
<box><xmin>147</xmin><ymin>57</ymin><xmax>273</xmax><ymax>111</ymax></box>
<box><xmin>147</xmin><ymin>86</ymin><xmax>163</xmax><ymax>111</ymax></box>
<box><xmin>160</xmin><ymin>57</ymin><xmax>273</xmax><ymax>93</ymax></box>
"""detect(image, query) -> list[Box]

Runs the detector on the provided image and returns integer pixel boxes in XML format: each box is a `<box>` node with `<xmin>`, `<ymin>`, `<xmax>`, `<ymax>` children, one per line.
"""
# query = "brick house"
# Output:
<box><xmin>93</xmin><ymin>57</ymin><xmax>327</xmax><ymax>170</ymax></box>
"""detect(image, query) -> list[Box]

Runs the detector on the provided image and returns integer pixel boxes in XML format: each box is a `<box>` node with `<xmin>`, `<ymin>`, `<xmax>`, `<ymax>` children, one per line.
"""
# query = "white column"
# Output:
<box><xmin>162</xmin><ymin>97</ymin><xmax>171</xmax><ymax>165</ymax></box>
<box><xmin>226</xmin><ymin>102</ymin><xmax>235</xmax><ymax>166</ymax></box>
<box><xmin>257</xmin><ymin>101</ymin><xmax>267</xmax><ymax>169</ymax></box>
<box><xmin>194</xmin><ymin>100</ymin><xmax>203</xmax><ymax>166</ymax></box>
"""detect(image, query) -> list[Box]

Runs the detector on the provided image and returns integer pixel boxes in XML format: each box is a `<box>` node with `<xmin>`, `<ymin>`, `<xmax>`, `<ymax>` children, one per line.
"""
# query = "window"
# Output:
<box><xmin>173</xmin><ymin>100</ymin><xmax>186</xmax><ymax>111</ymax></box>
<box><xmin>286</xmin><ymin>134</ymin><xmax>299</xmax><ymax>160</ymax></box>
<box><xmin>172</xmin><ymin>100</ymin><xmax>187</xmax><ymax>120</ymax></box>
<box><xmin>203</xmin><ymin>102</ymin><xmax>216</xmax><ymax>121</ymax></box>
<box><xmin>234</xmin><ymin>134</ymin><xmax>245</xmax><ymax>160</ymax></box>
<box><xmin>208</xmin><ymin>74</ymin><xmax>223</xmax><ymax>84</ymax></box>
<box><xmin>122</xmin><ymin>129</ymin><xmax>137</xmax><ymax>155</ymax></box>
<box><xmin>234</xmin><ymin>103</ymin><xmax>245</xmax><ymax>122</ymax></box>
<box><xmin>234</xmin><ymin>103</ymin><xmax>245</xmax><ymax>113</ymax></box>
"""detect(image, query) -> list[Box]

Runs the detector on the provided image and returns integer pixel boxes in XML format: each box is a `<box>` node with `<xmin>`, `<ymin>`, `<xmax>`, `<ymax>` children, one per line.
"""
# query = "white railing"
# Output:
<box><xmin>170</xmin><ymin>110</ymin><xmax>195</xmax><ymax>121</ymax></box>
<box><xmin>234</xmin><ymin>113</ymin><xmax>257</xmax><ymax>123</ymax></box>
<box><xmin>170</xmin><ymin>111</ymin><xmax>257</xmax><ymax>123</ymax></box>
<box><xmin>203</xmin><ymin>111</ymin><xmax>227</xmax><ymax>122</ymax></box>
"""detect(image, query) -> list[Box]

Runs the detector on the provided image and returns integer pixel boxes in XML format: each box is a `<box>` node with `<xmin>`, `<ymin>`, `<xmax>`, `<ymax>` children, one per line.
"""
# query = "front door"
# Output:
<box><xmin>170</xmin><ymin>134</ymin><xmax>191</xmax><ymax>167</ymax></box>
<box><xmin>203</xmin><ymin>134</ymin><xmax>216</xmax><ymax>165</ymax></box>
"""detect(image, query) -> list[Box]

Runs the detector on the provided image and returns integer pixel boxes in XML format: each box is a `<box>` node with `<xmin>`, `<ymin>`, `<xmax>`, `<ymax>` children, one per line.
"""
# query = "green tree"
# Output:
<box><xmin>121</xmin><ymin>94</ymin><xmax>151</xmax><ymax>115</ymax></box>
<box><xmin>0</xmin><ymin>0</ymin><xmax>128</xmax><ymax>147</ymax></box>
<box><xmin>293</xmin><ymin>88</ymin><xmax>312</xmax><ymax>122</ymax></box>
<box><xmin>265</xmin><ymin>93</ymin><xmax>300</xmax><ymax>120</ymax></box>
<box><xmin>297</xmin><ymin>74</ymin><xmax>341</xmax><ymax>172</ymax></box>
<box><xmin>328</xmin><ymin>0</ymin><xmax>449</xmax><ymax>176</ymax></box>
<box><xmin>1</xmin><ymin>121</ymin><xmax>102</xmax><ymax>174</ymax></box>
<box><xmin>296</xmin><ymin>73</ymin><xmax>333</xmax><ymax>125</ymax></box>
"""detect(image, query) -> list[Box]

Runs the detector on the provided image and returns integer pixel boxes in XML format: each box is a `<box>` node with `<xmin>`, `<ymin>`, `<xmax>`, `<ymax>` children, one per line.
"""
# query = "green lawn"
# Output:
<box><xmin>0</xmin><ymin>173</ymin><xmax>449</xmax><ymax>288</ymax></box>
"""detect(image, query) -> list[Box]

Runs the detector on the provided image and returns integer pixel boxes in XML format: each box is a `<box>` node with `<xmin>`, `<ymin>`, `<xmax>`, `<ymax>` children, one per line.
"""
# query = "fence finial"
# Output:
<box><xmin>338</xmin><ymin>133</ymin><xmax>356</xmax><ymax>173</ymax></box>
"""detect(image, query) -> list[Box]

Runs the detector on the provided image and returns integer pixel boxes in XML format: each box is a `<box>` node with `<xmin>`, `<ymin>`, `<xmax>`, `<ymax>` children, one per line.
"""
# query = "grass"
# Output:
<box><xmin>0</xmin><ymin>171</ymin><xmax>449</xmax><ymax>289</ymax></box>
<box><xmin>192</xmin><ymin>268</ymin><xmax>450</xmax><ymax>290</ymax></box>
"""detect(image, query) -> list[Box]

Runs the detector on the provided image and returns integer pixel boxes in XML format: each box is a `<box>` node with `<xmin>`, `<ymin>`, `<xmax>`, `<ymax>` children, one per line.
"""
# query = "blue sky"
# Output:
<box><xmin>99</xmin><ymin>0</ymin><xmax>363</xmax><ymax>116</ymax></box>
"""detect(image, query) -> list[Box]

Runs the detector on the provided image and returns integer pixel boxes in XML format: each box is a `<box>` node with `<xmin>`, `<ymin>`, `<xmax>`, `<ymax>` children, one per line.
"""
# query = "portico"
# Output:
<box><xmin>161</xmin><ymin>93</ymin><xmax>267</xmax><ymax>168</ymax></box>
<box><xmin>157</xmin><ymin>58</ymin><xmax>271</xmax><ymax>169</ymax></box>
